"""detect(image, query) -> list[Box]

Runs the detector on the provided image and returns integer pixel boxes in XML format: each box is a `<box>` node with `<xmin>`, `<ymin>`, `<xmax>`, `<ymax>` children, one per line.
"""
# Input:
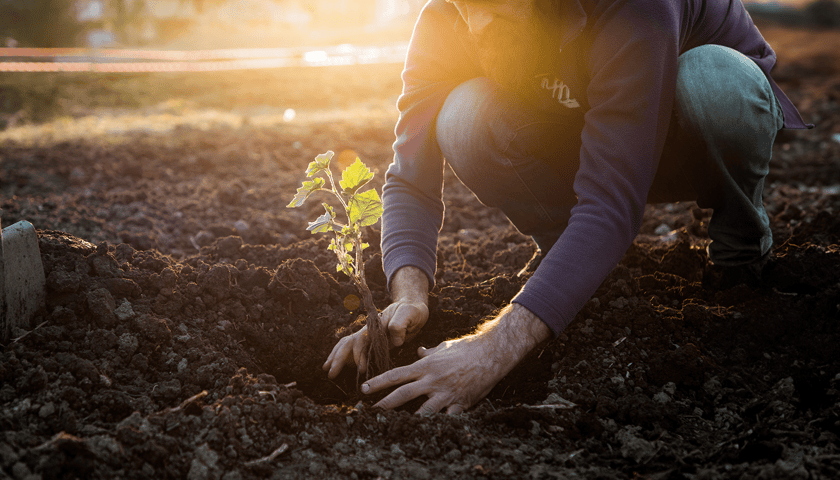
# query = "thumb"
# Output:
<box><xmin>388</xmin><ymin>308</ymin><xmax>411</xmax><ymax>347</ymax></box>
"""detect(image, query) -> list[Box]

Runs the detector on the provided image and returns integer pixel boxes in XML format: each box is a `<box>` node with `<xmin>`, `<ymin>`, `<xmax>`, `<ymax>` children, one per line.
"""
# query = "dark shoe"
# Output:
<box><xmin>517</xmin><ymin>249</ymin><xmax>545</xmax><ymax>277</ymax></box>
<box><xmin>702</xmin><ymin>251</ymin><xmax>772</xmax><ymax>290</ymax></box>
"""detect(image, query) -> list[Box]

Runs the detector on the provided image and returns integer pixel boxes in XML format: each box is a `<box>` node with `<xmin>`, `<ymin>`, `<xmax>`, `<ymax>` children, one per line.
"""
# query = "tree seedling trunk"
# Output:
<box><xmin>287</xmin><ymin>151</ymin><xmax>389</xmax><ymax>380</ymax></box>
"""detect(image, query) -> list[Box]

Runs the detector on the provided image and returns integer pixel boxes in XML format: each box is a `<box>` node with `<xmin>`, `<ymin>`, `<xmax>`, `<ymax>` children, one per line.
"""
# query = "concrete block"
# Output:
<box><xmin>1</xmin><ymin>220</ymin><xmax>46</xmax><ymax>341</ymax></box>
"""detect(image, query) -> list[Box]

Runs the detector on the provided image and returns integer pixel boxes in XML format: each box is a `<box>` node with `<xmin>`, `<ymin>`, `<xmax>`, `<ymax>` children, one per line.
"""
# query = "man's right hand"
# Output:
<box><xmin>323</xmin><ymin>266</ymin><xmax>429</xmax><ymax>379</ymax></box>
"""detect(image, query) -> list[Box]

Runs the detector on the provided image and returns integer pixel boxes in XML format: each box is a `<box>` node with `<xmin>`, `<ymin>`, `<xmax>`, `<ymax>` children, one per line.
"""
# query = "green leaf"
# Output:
<box><xmin>339</xmin><ymin>158</ymin><xmax>374</xmax><ymax>194</ymax></box>
<box><xmin>307</xmin><ymin>213</ymin><xmax>333</xmax><ymax>234</ymax></box>
<box><xmin>337</xmin><ymin>257</ymin><xmax>353</xmax><ymax>275</ymax></box>
<box><xmin>286</xmin><ymin>178</ymin><xmax>325</xmax><ymax>208</ymax></box>
<box><xmin>305</xmin><ymin>151</ymin><xmax>334</xmax><ymax>177</ymax></box>
<box><xmin>349</xmin><ymin>189</ymin><xmax>383</xmax><ymax>227</ymax></box>
<box><xmin>306</xmin><ymin>203</ymin><xmax>336</xmax><ymax>234</ymax></box>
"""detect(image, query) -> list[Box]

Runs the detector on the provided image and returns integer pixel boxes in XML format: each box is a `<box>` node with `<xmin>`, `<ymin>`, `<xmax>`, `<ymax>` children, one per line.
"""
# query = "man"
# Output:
<box><xmin>322</xmin><ymin>0</ymin><xmax>811</xmax><ymax>414</ymax></box>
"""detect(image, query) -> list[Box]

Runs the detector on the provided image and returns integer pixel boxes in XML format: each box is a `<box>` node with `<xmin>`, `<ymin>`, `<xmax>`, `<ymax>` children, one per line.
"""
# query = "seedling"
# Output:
<box><xmin>287</xmin><ymin>151</ymin><xmax>389</xmax><ymax>379</ymax></box>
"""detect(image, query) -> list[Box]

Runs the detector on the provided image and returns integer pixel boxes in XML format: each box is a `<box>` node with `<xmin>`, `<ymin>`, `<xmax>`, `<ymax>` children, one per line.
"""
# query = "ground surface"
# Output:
<box><xmin>1</xmin><ymin>23</ymin><xmax>840</xmax><ymax>480</ymax></box>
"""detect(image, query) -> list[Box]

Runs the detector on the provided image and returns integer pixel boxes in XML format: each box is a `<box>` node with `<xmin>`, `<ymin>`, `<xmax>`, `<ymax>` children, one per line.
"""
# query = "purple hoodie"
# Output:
<box><xmin>381</xmin><ymin>0</ymin><xmax>810</xmax><ymax>335</ymax></box>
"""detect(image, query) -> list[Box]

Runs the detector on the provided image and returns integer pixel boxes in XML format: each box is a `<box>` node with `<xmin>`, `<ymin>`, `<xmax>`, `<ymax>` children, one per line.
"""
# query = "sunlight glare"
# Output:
<box><xmin>303</xmin><ymin>51</ymin><xmax>329</xmax><ymax>63</ymax></box>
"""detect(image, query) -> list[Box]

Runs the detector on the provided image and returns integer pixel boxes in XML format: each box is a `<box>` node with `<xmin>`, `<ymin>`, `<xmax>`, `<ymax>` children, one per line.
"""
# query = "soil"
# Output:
<box><xmin>1</xmin><ymin>24</ymin><xmax>840</xmax><ymax>480</ymax></box>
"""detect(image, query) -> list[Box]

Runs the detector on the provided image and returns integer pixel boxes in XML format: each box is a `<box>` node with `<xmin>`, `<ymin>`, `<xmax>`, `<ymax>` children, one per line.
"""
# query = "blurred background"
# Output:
<box><xmin>0</xmin><ymin>0</ymin><xmax>838</xmax><ymax>136</ymax></box>
<box><xmin>0</xmin><ymin>0</ymin><xmax>838</xmax><ymax>50</ymax></box>
<box><xmin>0</xmin><ymin>0</ymin><xmax>426</xmax><ymax>49</ymax></box>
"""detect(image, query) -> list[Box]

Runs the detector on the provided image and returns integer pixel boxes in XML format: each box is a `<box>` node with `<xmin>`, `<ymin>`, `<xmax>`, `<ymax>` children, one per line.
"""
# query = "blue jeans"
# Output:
<box><xmin>435</xmin><ymin>45</ymin><xmax>785</xmax><ymax>266</ymax></box>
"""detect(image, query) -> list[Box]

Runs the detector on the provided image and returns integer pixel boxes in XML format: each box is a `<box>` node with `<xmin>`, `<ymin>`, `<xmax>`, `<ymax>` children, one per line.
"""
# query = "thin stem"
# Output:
<box><xmin>324</xmin><ymin>170</ymin><xmax>349</xmax><ymax>213</ymax></box>
<box><xmin>333</xmin><ymin>234</ymin><xmax>355</xmax><ymax>279</ymax></box>
<box><xmin>354</xmin><ymin>228</ymin><xmax>365</xmax><ymax>285</ymax></box>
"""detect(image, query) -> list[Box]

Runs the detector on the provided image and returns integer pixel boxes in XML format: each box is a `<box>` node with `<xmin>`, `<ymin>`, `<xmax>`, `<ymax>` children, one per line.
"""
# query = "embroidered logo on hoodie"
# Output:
<box><xmin>539</xmin><ymin>75</ymin><xmax>580</xmax><ymax>109</ymax></box>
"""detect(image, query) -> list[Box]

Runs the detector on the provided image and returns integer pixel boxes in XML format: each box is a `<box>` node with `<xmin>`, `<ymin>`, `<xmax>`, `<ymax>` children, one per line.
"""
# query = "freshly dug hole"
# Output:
<box><xmin>34</xmin><ymin>227</ymin><xmax>557</xmax><ymax>410</ymax></box>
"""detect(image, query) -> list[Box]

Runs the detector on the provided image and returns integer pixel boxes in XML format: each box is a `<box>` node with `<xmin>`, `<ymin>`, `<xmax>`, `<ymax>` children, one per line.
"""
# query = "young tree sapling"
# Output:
<box><xmin>286</xmin><ymin>151</ymin><xmax>390</xmax><ymax>379</ymax></box>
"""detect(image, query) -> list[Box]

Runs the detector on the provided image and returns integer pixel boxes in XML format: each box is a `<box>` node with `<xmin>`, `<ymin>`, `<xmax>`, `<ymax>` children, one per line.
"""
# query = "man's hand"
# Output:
<box><xmin>323</xmin><ymin>266</ymin><xmax>429</xmax><ymax>379</ymax></box>
<box><xmin>360</xmin><ymin>303</ymin><xmax>551</xmax><ymax>415</ymax></box>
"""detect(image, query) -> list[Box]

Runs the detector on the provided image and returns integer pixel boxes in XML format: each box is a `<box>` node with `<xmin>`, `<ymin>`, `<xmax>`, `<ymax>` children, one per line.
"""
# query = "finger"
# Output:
<box><xmin>326</xmin><ymin>340</ymin><xmax>353</xmax><ymax>378</ymax></box>
<box><xmin>379</xmin><ymin>304</ymin><xmax>396</xmax><ymax>323</ymax></box>
<box><xmin>417</xmin><ymin>341</ymin><xmax>445</xmax><ymax>358</ymax></box>
<box><xmin>352</xmin><ymin>328</ymin><xmax>368</xmax><ymax>372</ymax></box>
<box><xmin>358</xmin><ymin>350</ymin><xmax>367</xmax><ymax>375</ymax></box>
<box><xmin>322</xmin><ymin>350</ymin><xmax>334</xmax><ymax>372</ymax></box>
<box><xmin>446</xmin><ymin>404</ymin><xmax>465</xmax><ymax>415</ymax></box>
<box><xmin>327</xmin><ymin>360</ymin><xmax>344</xmax><ymax>379</ymax></box>
<box><xmin>361</xmin><ymin>364</ymin><xmax>418</xmax><ymax>395</ymax></box>
<box><xmin>324</xmin><ymin>338</ymin><xmax>343</xmax><ymax>372</ymax></box>
<box><xmin>354</xmin><ymin>342</ymin><xmax>367</xmax><ymax>375</ymax></box>
<box><xmin>416</xmin><ymin>395</ymin><xmax>448</xmax><ymax>416</ymax></box>
<box><xmin>377</xmin><ymin>305</ymin><xmax>392</xmax><ymax>328</ymax></box>
<box><xmin>375</xmin><ymin>381</ymin><xmax>427</xmax><ymax>410</ymax></box>
<box><xmin>324</xmin><ymin>335</ymin><xmax>348</xmax><ymax>369</ymax></box>
<box><xmin>326</xmin><ymin>363</ymin><xmax>338</xmax><ymax>378</ymax></box>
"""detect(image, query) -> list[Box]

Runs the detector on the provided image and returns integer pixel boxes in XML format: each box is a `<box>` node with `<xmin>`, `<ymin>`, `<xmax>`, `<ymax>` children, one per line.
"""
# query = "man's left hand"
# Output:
<box><xmin>360</xmin><ymin>303</ymin><xmax>551</xmax><ymax>414</ymax></box>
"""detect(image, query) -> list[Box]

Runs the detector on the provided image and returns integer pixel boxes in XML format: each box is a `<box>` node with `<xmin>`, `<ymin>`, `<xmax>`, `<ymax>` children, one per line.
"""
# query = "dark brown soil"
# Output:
<box><xmin>1</xmin><ymin>26</ymin><xmax>840</xmax><ymax>480</ymax></box>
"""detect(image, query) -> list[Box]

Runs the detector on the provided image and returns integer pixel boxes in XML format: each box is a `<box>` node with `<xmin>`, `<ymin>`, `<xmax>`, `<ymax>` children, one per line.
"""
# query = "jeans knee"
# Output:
<box><xmin>436</xmin><ymin>77</ymin><xmax>516</xmax><ymax>184</ymax></box>
<box><xmin>436</xmin><ymin>77</ymin><xmax>495</xmax><ymax>157</ymax></box>
<box><xmin>675</xmin><ymin>45</ymin><xmax>782</xmax><ymax>163</ymax></box>
<box><xmin>676</xmin><ymin>45</ymin><xmax>779</xmax><ymax>130</ymax></box>
<box><xmin>676</xmin><ymin>45</ymin><xmax>763</xmax><ymax>97</ymax></box>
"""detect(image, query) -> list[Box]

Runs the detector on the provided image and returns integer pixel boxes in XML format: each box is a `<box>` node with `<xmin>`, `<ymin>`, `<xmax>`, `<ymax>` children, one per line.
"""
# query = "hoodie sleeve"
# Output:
<box><xmin>513</xmin><ymin>0</ymin><xmax>683</xmax><ymax>335</ymax></box>
<box><xmin>381</xmin><ymin>0</ymin><xmax>480</xmax><ymax>289</ymax></box>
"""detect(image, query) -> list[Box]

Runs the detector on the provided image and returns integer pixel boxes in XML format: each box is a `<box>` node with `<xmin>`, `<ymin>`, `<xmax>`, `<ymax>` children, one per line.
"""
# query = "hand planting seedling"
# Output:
<box><xmin>287</xmin><ymin>151</ymin><xmax>389</xmax><ymax>380</ymax></box>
